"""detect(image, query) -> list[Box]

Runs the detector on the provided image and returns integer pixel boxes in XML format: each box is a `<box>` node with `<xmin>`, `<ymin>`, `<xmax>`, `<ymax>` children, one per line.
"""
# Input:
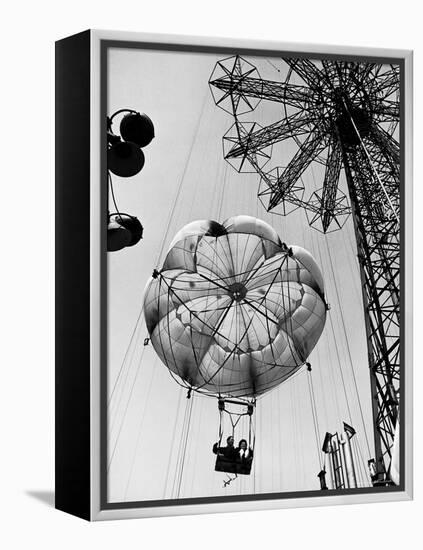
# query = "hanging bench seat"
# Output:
<box><xmin>214</xmin><ymin>455</ymin><xmax>253</xmax><ymax>475</ymax></box>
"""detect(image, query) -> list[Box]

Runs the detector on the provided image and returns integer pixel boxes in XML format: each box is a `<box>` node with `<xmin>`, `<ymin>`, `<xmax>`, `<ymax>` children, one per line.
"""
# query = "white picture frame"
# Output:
<box><xmin>55</xmin><ymin>29</ymin><xmax>413</xmax><ymax>521</ymax></box>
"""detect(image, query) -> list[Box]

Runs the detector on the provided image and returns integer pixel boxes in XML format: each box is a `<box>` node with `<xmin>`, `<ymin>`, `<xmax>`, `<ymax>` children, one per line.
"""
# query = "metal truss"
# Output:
<box><xmin>209</xmin><ymin>55</ymin><xmax>400</xmax><ymax>483</ymax></box>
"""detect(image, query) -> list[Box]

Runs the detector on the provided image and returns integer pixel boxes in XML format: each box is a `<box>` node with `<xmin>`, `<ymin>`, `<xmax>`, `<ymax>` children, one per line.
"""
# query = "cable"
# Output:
<box><xmin>324</xmin><ymin>234</ymin><xmax>372</xmax><ymax>459</ymax></box>
<box><xmin>107</xmin><ymin>342</ymin><xmax>149</xmax><ymax>471</ymax></box>
<box><xmin>123</xmin><ymin>363</ymin><xmax>157</xmax><ymax>499</ymax></box>
<box><xmin>155</xmin><ymin>88</ymin><xmax>210</xmax><ymax>267</ymax></box>
<box><xmin>174</xmin><ymin>395</ymin><xmax>194</xmax><ymax>498</ymax></box>
<box><xmin>163</xmin><ymin>388</ymin><xmax>184</xmax><ymax>498</ymax></box>
<box><xmin>108</xmin><ymin>309</ymin><xmax>144</xmax><ymax>407</ymax></box>
<box><xmin>307</xmin><ymin>370</ymin><xmax>324</xmax><ymax>469</ymax></box>
<box><xmin>108</xmin><ymin>172</ymin><xmax>121</xmax><ymax>216</ymax></box>
<box><xmin>108</xmin><ymin>88</ymin><xmax>212</xmax><ymax>486</ymax></box>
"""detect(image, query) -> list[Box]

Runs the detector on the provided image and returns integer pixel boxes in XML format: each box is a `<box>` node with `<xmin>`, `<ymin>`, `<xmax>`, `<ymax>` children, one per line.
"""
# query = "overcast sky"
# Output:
<box><xmin>106</xmin><ymin>46</ymin><xmax>376</xmax><ymax>503</ymax></box>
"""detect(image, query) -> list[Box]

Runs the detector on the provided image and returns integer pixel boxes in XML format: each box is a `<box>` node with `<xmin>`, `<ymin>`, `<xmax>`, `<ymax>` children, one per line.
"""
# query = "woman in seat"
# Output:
<box><xmin>236</xmin><ymin>439</ymin><xmax>253</xmax><ymax>474</ymax></box>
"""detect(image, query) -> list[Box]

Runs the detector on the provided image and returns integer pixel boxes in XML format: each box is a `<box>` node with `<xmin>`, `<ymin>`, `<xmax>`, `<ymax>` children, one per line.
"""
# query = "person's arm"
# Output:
<box><xmin>213</xmin><ymin>442</ymin><xmax>224</xmax><ymax>456</ymax></box>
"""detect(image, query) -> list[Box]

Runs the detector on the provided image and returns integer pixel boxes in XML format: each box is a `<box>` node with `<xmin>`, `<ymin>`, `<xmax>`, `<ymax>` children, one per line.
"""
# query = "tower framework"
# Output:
<box><xmin>209</xmin><ymin>55</ymin><xmax>400</xmax><ymax>483</ymax></box>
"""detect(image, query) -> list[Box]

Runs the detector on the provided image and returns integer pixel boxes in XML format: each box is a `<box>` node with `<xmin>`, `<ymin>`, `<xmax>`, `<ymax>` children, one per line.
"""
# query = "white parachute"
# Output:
<box><xmin>144</xmin><ymin>215</ymin><xmax>327</xmax><ymax>398</ymax></box>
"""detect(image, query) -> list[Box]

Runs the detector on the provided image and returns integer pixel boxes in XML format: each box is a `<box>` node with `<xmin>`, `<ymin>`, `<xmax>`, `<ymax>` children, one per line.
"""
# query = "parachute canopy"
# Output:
<box><xmin>144</xmin><ymin>215</ymin><xmax>326</xmax><ymax>398</ymax></box>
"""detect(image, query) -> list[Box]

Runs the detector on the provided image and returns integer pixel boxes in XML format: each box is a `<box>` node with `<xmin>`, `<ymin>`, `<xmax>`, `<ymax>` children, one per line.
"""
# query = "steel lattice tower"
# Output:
<box><xmin>209</xmin><ymin>56</ymin><xmax>400</xmax><ymax>484</ymax></box>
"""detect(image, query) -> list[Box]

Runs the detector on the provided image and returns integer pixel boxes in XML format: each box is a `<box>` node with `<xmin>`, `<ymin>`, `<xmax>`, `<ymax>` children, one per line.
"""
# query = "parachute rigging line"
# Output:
<box><xmin>248</xmin><ymin>411</ymin><xmax>256</xmax><ymax>451</ymax></box>
<box><xmin>108</xmin><ymin>92</ymin><xmax>210</xmax><ymax>474</ymax></box>
<box><xmin>188</xmin><ymin>396</ymin><xmax>205</xmax><ymax>496</ymax></box>
<box><xmin>107</xmin><ymin>346</ymin><xmax>151</xmax><ymax>471</ymax></box>
<box><xmin>218</xmin><ymin>402</ymin><xmax>255</xmax><ymax>447</ymax></box>
<box><xmin>177</xmin><ymin>395</ymin><xmax>194</xmax><ymax>498</ymax></box>
<box><xmin>323</xmin><ymin>233</ymin><xmax>372</xmax><ymax>458</ymax></box>
<box><xmin>307</xmin><ymin>164</ymin><xmax>372</xmax><ymax>475</ymax></box>
<box><xmin>163</xmin><ymin>388</ymin><xmax>184</xmax><ymax>498</ymax></box>
<box><xmin>307</xmin><ymin>164</ymin><xmax>368</xmax><ymax>449</ymax></box>
<box><xmin>352</xmin><ymin>432</ymin><xmax>371</xmax><ymax>486</ymax></box>
<box><xmin>171</xmin><ymin>395</ymin><xmax>190</xmax><ymax>498</ymax></box>
<box><xmin>305</xmin><ymin>210</ymin><xmax>342</xmax><ymax>423</ymax></box>
<box><xmin>108</xmin><ymin>307</ymin><xmax>145</xmax><ymax>407</ymax></box>
<box><xmin>327</xmin><ymin>308</ymin><xmax>354</xmax><ymax>424</ymax></box>
<box><xmin>172</xmin><ymin>394</ymin><xmax>194</xmax><ymax>499</ymax></box>
<box><xmin>349</xmin><ymin>434</ymin><xmax>369</xmax><ymax>487</ymax></box>
<box><xmin>228</xmin><ymin>410</ymin><xmax>243</xmax><ymax>437</ymax></box>
<box><xmin>157</xmin><ymin>273</ymin><xmax>236</xmax><ymax>390</ymax></box>
<box><xmin>296</xmin><ymin>195</ymin><xmax>343</xmax><ymax>478</ymax></box>
<box><xmin>155</xmin><ymin>259</ymin><xmax>300</xmax><ymax>395</ymax></box>
<box><xmin>291</xmin><ymin>377</ymin><xmax>301</xmax><ymax>488</ymax></box>
<box><xmin>145</xmin><ymin>215</ymin><xmax>327</xmax><ymax>408</ymax></box>
<box><xmin>319</xmin><ymin>240</ymin><xmax>355</xmax><ymax>432</ymax></box>
<box><xmin>108</xmin><ymin>319</ymin><xmax>145</xmax><ymax>435</ymax></box>
<box><xmin>155</xmin><ymin>87</ymin><xmax>210</xmax><ymax>266</ymax></box>
<box><xmin>307</xmin><ymin>369</ymin><xmax>324</xmax><ymax>470</ymax></box>
<box><xmin>282</xmin><ymin>256</ymin><xmax>307</xmax><ymax>368</ymax></box>
<box><xmin>217</xmin><ymin>406</ymin><xmax>225</xmax><ymax>448</ymax></box>
<box><xmin>352</xmin><ymin>437</ymin><xmax>366</xmax><ymax>487</ymax></box>
<box><xmin>111</xmin><ymin>84</ymin><xmax>210</xmax><ymax>424</ymax></box>
<box><xmin>123</xmin><ymin>364</ymin><xmax>157</xmax><ymax>499</ymax></box>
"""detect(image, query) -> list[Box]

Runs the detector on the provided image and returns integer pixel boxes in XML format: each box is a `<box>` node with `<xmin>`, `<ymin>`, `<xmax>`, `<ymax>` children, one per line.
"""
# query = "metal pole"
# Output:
<box><xmin>322</xmin><ymin>433</ymin><xmax>335</xmax><ymax>489</ymax></box>
<box><xmin>341</xmin><ymin>431</ymin><xmax>358</xmax><ymax>488</ymax></box>
<box><xmin>331</xmin><ymin>434</ymin><xmax>344</xmax><ymax>489</ymax></box>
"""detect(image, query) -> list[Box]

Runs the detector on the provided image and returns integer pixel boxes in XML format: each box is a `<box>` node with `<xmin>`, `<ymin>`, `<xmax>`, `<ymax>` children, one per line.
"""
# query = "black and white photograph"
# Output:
<box><xmin>105</xmin><ymin>42</ymin><xmax>403</xmax><ymax>507</ymax></box>
<box><xmin>3</xmin><ymin>0</ymin><xmax>422</xmax><ymax>545</ymax></box>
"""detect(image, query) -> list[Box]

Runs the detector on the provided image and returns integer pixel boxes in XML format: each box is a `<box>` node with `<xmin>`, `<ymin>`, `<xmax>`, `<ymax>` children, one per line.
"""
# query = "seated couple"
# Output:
<box><xmin>213</xmin><ymin>436</ymin><xmax>253</xmax><ymax>474</ymax></box>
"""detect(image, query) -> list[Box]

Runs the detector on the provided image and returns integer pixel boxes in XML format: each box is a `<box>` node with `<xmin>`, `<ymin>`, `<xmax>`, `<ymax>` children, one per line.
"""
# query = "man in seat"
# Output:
<box><xmin>213</xmin><ymin>436</ymin><xmax>238</xmax><ymax>461</ymax></box>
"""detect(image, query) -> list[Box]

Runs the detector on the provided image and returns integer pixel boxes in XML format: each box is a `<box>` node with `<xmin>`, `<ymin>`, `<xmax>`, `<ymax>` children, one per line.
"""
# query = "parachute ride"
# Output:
<box><xmin>143</xmin><ymin>215</ymin><xmax>327</xmax><ymax>477</ymax></box>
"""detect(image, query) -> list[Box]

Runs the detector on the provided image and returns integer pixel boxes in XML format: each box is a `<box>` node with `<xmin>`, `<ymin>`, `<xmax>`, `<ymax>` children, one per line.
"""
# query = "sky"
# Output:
<box><xmin>106</xmin><ymin>46</ymin><xmax>376</xmax><ymax>503</ymax></box>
